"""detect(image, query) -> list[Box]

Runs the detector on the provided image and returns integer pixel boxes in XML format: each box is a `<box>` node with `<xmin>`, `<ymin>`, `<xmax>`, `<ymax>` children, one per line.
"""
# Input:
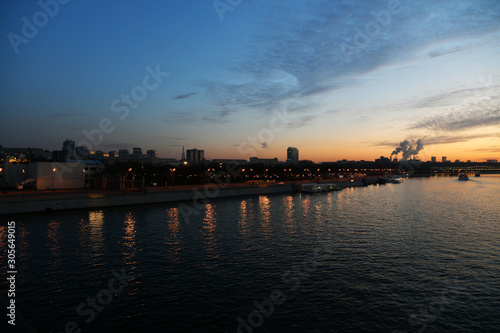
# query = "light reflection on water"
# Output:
<box><xmin>88</xmin><ymin>210</ymin><xmax>104</xmax><ymax>255</ymax></box>
<box><xmin>238</xmin><ymin>199</ymin><xmax>251</xmax><ymax>237</ymax></box>
<box><xmin>122</xmin><ymin>211</ymin><xmax>136</xmax><ymax>264</ymax></box>
<box><xmin>258</xmin><ymin>195</ymin><xmax>271</xmax><ymax>238</ymax></box>
<box><xmin>282</xmin><ymin>195</ymin><xmax>296</xmax><ymax>235</ymax></box>
<box><xmin>202</xmin><ymin>203</ymin><xmax>218</xmax><ymax>267</ymax></box>
<box><xmin>166</xmin><ymin>207</ymin><xmax>181</xmax><ymax>263</ymax></box>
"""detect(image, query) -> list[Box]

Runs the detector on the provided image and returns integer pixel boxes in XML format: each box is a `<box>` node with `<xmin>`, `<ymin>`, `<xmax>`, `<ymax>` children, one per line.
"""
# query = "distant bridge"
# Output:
<box><xmin>432</xmin><ymin>166</ymin><xmax>500</xmax><ymax>174</ymax></box>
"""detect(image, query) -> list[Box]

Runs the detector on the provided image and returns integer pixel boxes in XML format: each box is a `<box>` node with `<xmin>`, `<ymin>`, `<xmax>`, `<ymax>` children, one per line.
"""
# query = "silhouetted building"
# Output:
<box><xmin>62</xmin><ymin>139</ymin><xmax>75</xmax><ymax>160</ymax></box>
<box><xmin>76</xmin><ymin>146</ymin><xmax>90</xmax><ymax>159</ymax></box>
<box><xmin>29</xmin><ymin>162</ymin><xmax>85</xmax><ymax>189</ymax></box>
<box><xmin>53</xmin><ymin>150</ymin><xmax>64</xmax><ymax>161</ymax></box>
<box><xmin>442</xmin><ymin>156</ymin><xmax>447</xmax><ymax>163</ymax></box>
<box><xmin>108</xmin><ymin>151</ymin><xmax>117</xmax><ymax>158</ymax></box>
<box><xmin>95</xmin><ymin>150</ymin><xmax>105</xmax><ymax>159</ymax></box>
<box><xmin>212</xmin><ymin>159</ymin><xmax>248</xmax><ymax>165</ymax></box>
<box><xmin>287</xmin><ymin>147</ymin><xmax>299</xmax><ymax>164</ymax></box>
<box><xmin>249</xmin><ymin>157</ymin><xmax>279</xmax><ymax>166</ymax></box>
<box><xmin>147</xmin><ymin>150</ymin><xmax>157</xmax><ymax>158</ymax></box>
<box><xmin>187</xmin><ymin>148</ymin><xmax>204</xmax><ymax>163</ymax></box>
<box><xmin>431</xmin><ymin>156</ymin><xmax>436</xmax><ymax>163</ymax></box>
<box><xmin>133</xmin><ymin>147</ymin><xmax>142</xmax><ymax>159</ymax></box>
<box><xmin>119</xmin><ymin>149</ymin><xmax>130</xmax><ymax>159</ymax></box>
<box><xmin>486</xmin><ymin>159</ymin><xmax>498</xmax><ymax>163</ymax></box>
<box><xmin>375</xmin><ymin>156</ymin><xmax>390</xmax><ymax>163</ymax></box>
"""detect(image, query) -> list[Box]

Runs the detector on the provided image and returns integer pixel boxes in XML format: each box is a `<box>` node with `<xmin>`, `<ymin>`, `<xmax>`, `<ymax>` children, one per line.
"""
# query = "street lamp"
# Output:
<box><xmin>52</xmin><ymin>167</ymin><xmax>56</xmax><ymax>192</ymax></box>
<box><xmin>22</xmin><ymin>169</ymin><xmax>26</xmax><ymax>197</ymax></box>
<box><xmin>128</xmin><ymin>168</ymin><xmax>133</xmax><ymax>191</ymax></box>
<box><xmin>170</xmin><ymin>168</ymin><xmax>176</xmax><ymax>189</ymax></box>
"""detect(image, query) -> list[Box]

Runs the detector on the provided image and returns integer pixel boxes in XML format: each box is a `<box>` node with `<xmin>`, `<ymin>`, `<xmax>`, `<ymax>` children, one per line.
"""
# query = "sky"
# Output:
<box><xmin>1</xmin><ymin>0</ymin><xmax>499</xmax><ymax>162</ymax></box>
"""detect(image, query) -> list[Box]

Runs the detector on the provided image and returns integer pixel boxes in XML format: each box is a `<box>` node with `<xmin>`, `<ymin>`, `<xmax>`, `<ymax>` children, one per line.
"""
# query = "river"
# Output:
<box><xmin>1</xmin><ymin>175</ymin><xmax>499</xmax><ymax>332</ymax></box>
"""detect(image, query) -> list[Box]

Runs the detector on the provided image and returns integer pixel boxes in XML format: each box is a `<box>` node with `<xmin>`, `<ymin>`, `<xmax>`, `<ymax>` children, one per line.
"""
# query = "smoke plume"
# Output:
<box><xmin>391</xmin><ymin>139</ymin><xmax>424</xmax><ymax>161</ymax></box>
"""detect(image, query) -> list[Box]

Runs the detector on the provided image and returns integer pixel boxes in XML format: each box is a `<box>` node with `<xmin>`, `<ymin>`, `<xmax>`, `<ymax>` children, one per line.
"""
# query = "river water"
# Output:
<box><xmin>1</xmin><ymin>176</ymin><xmax>499</xmax><ymax>332</ymax></box>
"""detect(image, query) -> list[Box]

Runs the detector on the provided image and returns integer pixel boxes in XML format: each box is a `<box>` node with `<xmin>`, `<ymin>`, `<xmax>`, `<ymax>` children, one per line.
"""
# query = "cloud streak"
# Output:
<box><xmin>173</xmin><ymin>92</ymin><xmax>198</xmax><ymax>100</ymax></box>
<box><xmin>409</xmin><ymin>108</ymin><xmax>500</xmax><ymax>132</ymax></box>
<box><xmin>373</xmin><ymin>132</ymin><xmax>500</xmax><ymax>147</ymax></box>
<box><xmin>201</xmin><ymin>109</ymin><xmax>236</xmax><ymax>123</ymax></box>
<box><xmin>202</xmin><ymin>1</ymin><xmax>500</xmax><ymax>114</ymax></box>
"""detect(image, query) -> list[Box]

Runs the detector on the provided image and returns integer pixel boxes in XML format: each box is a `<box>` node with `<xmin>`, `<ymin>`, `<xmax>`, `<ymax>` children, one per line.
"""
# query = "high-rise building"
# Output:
<box><xmin>287</xmin><ymin>147</ymin><xmax>299</xmax><ymax>164</ymax></box>
<box><xmin>442</xmin><ymin>156</ymin><xmax>447</xmax><ymax>163</ymax></box>
<box><xmin>52</xmin><ymin>150</ymin><xmax>64</xmax><ymax>161</ymax></box>
<box><xmin>118</xmin><ymin>149</ymin><xmax>130</xmax><ymax>159</ymax></box>
<box><xmin>431</xmin><ymin>156</ymin><xmax>436</xmax><ymax>163</ymax></box>
<box><xmin>186</xmin><ymin>148</ymin><xmax>204</xmax><ymax>163</ymax></box>
<box><xmin>62</xmin><ymin>139</ymin><xmax>75</xmax><ymax>160</ymax></box>
<box><xmin>76</xmin><ymin>146</ymin><xmax>89</xmax><ymax>159</ymax></box>
<box><xmin>132</xmin><ymin>147</ymin><xmax>142</xmax><ymax>159</ymax></box>
<box><xmin>147</xmin><ymin>150</ymin><xmax>157</xmax><ymax>158</ymax></box>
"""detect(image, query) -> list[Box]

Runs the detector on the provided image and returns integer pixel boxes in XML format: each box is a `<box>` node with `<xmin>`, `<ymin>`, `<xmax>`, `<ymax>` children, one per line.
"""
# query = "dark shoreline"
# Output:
<box><xmin>0</xmin><ymin>178</ymin><xmax>381</xmax><ymax>216</ymax></box>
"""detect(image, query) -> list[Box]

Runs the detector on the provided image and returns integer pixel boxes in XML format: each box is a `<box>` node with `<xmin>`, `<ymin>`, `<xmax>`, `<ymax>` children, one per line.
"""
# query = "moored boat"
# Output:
<box><xmin>391</xmin><ymin>176</ymin><xmax>403</xmax><ymax>183</ymax></box>
<box><xmin>458</xmin><ymin>174</ymin><xmax>469</xmax><ymax>181</ymax></box>
<box><xmin>297</xmin><ymin>183</ymin><xmax>341</xmax><ymax>193</ymax></box>
<box><xmin>378</xmin><ymin>177</ymin><xmax>391</xmax><ymax>184</ymax></box>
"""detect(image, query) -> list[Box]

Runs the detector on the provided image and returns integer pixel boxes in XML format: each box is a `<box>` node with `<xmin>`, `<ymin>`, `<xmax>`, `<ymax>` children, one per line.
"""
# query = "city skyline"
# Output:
<box><xmin>1</xmin><ymin>1</ymin><xmax>500</xmax><ymax>162</ymax></box>
<box><xmin>3</xmin><ymin>138</ymin><xmax>498</xmax><ymax>164</ymax></box>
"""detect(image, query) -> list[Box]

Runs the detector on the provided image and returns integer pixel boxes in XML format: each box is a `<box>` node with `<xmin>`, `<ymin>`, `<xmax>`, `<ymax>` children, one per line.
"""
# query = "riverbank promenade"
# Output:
<box><xmin>0</xmin><ymin>177</ymin><xmax>378</xmax><ymax>215</ymax></box>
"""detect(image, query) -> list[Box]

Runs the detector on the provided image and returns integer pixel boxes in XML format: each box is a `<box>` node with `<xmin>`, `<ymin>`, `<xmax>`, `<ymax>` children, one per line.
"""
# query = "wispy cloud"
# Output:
<box><xmin>173</xmin><ymin>92</ymin><xmax>198</xmax><ymax>100</ymax></box>
<box><xmin>411</xmin><ymin>84</ymin><xmax>500</xmax><ymax>109</ymax></box>
<box><xmin>409</xmin><ymin>108</ymin><xmax>500</xmax><ymax>132</ymax></box>
<box><xmin>286</xmin><ymin>114</ymin><xmax>317</xmax><ymax>129</ymax></box>
<box><xmin>422</xmin><ymin>133</ymin><xmax>499</xmax><ymax>145</ymax></box>
<box><xmin>201</xmin><ymin>0</ymin><xmax>500</xmax><ymax>120</ymax></box>
<box><xmin>373</xmin><ymin>132</ymin><xmax>500</xmax><ymax>147</ymax></box>
<box><xmin>201</xmin><ymin>109</ymin><xmax>236</xmax><ymax>123</ymax></box>
<box><xmin>466</xmin><ymin>145</ymin><xmax>500</xmax><ymax>152</ymax></box>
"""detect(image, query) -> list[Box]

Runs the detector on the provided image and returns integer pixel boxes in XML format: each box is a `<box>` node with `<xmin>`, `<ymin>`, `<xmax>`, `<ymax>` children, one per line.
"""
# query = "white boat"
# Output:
<box><xmin>297</xmin><ymin>183</ymin><xmax>340</xmax><ymax>193</ymax></box>
<box><xmin>391</xmin><ymin>176</ymin><xmax>403</xmax><ymax>183</ymax></box>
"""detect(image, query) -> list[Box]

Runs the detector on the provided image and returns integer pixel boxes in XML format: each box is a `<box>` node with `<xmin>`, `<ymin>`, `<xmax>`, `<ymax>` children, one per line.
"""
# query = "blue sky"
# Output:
<box><xmin>1</xmin><ymin>0</ymin><xmax>499</xmax><ymax>161</ymax></box>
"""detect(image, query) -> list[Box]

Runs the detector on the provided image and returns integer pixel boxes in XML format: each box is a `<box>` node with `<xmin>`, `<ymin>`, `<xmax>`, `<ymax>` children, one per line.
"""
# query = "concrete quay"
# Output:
<box><xmin>0</xmin><ymin>178</ymin><xmax>378</xmax><ymax>215</ymax></box>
